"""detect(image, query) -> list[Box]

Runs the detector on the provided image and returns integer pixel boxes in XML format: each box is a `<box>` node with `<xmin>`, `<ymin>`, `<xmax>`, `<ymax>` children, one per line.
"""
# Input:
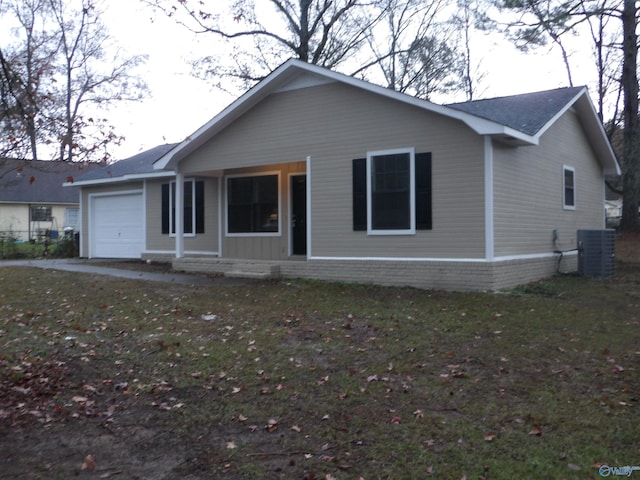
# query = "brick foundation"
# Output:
<box><xmin>172</xmin><ymin>252</ymin><xmax>577</xmax><ymax>291</ymax></box>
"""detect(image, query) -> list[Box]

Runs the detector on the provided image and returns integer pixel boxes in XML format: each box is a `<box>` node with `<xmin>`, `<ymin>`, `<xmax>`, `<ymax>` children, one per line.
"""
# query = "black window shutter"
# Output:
<box><xmin>195</xmin><ymin>180</ymin><xmax>205</xmax><ymax>234</ymax></box>
<box><xmin>161</xmin><ymin>183</ymin><xmax>170</xmax><ymax>234</ymax></box>
<box><xmin>352</xmin><ymin>158</ymin><xmax>367</xmax><ymax>231</ymax></box>
<box><xmin>415</xmin><ymin>152</ymin><xmax>432</xmax><ymax>230</ymax></box>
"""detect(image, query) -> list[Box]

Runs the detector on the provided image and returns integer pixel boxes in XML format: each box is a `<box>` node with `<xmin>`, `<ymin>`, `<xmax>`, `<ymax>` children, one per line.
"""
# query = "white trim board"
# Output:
<box><xmin>309</xmin><ymin>251</ymin><xmax>572</xmax><ymax>263</ymax></box>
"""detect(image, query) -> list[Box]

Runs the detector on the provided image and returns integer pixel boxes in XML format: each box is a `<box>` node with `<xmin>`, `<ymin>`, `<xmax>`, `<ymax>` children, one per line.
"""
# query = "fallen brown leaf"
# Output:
<box><xmin>81</xmin><ymin>454</ymin><xmax>95</xmax><ymax>471</ymax></box>
<box><xmin>528</xmin><ymin>424</ymin><xmax>542</xmax><ymax>436</ymax></box>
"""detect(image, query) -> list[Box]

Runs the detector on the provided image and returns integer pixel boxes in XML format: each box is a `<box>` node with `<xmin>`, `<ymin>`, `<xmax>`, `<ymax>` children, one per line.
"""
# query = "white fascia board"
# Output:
<box><xmin>535</xmin><ymin>87</ymin><xmax>587</xmax><ymax>139</ymax></box>
<box><xmin>153</xmin><ymin>62</ymin><xmax>302</xmax><ymax>171</ymax></box>
<box><xmin>296</xmin><ymin>62</ymin><xmax>538</xmax><ymax>144</ymax></box>
<box><xmin>64</xmin><ymin>171</ymin><xmax>176</xmax><ymax>187</ymax></box>
<box><xmin>153</xmin><ymin>59</ymin><xmax>539</xmax><ymax>171</ymax></box>
<box><xmin>534</xmin><ymin>88</ymin><xmax>620</xmax><ymax>176</ymax></box>
<box><xmin>576</xmin><ymin>93</ymin><xmax>621</xmax><ymax>176</ymax></box>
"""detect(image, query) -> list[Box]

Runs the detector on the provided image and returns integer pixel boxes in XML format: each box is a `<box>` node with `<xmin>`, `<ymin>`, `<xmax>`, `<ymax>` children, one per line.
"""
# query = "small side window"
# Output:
<box><xmin>563</xmin><ymin>166</ymin><xmax>575</xmax><ymax>210</ymax></box>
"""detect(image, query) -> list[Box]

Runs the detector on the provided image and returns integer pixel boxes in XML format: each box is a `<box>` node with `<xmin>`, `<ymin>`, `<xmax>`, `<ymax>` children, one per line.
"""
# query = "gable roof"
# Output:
<box><xmin>448</xmin><ymin>87</ymin><xmax>620</xmax><ymax>175</ymax></box>
<box><xmin>0</xmin><ymin>158</ymin><xmax>101</xmax><ymax>204</ymax></box>
<box><xmin>70</xmin><ymin>143</ymin><xmax>178</xmax><ymax>186</ymax></box>
<box><xmin>154</xmin><ymin>59</ymin><xmax>619</xmax><ymax>176</ymax></box>
<box><xmin>447</xmin><ymin>87</ymin><xmax>586</xmax><ymax>137</ymax></box>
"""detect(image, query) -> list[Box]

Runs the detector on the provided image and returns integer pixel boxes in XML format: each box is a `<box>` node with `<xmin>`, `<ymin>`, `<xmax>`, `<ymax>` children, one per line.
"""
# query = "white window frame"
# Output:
<box><xmin>563</xmin><ymin>165</ymin><xmax>576</xmax><ymax>210</ymax></box>
<box><xmin>225</xmin><ymin>171</ymin><xmax>281</xmax><ymax>238</ymax></box>
<box><xmin>64</xmin><ymin>207</ymin><xmax>79</xmax><ymax>230</ymax></box>
<box><xmin>367</xmin><ymin>147</ymin><xmax>416</xmax><ymax>235</ymax></box>
<box><xmin>169</xmin><ymin>178</ymin><xmax>197</xmax><ymax>237</ymax></box>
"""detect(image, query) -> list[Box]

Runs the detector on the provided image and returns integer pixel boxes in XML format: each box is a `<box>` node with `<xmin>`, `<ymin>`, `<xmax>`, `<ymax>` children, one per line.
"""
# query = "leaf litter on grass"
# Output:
<box><xmin>0</xmin><ymin>241</ymin><xmax>639</xmax><ymax>479</ymax></box>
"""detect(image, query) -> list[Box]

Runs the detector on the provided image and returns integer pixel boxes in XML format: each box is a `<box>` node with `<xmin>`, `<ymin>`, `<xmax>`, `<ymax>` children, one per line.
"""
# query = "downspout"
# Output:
<box><xmin>175</xmin><ymin>171</ymin><xmax>184</xmax><ymax>259</ymax></box>
<box><xmin>218</xmin><ymin>176</ymin><xmax>222</xmax><ymax>257</ymax></box>
<box><xmin>306</xmin><ymin>156</ymin><xmax>312</xmax><ymax>257</ymax></box>
<box><xmin>484</xmin><ymin>136</ymin><xmax>494</xmax><ymax>261</ymax></box>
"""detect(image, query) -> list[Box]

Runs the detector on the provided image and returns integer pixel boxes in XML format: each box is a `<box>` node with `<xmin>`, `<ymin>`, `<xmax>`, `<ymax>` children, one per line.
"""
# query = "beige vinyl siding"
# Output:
<box><xmin>221</xmin><ymin>163</ymin><xmax>306</xmax><ymax>260</ymax></box>
<box><xmin>80</xmin><ymin>182</ymin><xmax>144</xmax><ymax>257</ymax></box>
<box><xmin>145</xmin><ymin>178</ymin><xmax>219</xmax><ymax>254</ymax></box>
<box><xmin>493</xmin><ymin>109</ymin><xmax>605</xmax><ymax>257</ymax></box>
<box><xmin>181</xmin><ymin>82</ymin><xmax>486</xmax><ymax>260</ymax></box>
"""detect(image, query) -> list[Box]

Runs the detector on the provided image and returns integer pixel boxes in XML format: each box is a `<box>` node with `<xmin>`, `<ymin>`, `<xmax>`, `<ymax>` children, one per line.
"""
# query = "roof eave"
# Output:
<box><xmin>153</xmin><ymin>61</ymin><xmax>307</xmax><ymax>171</ymax></box>
<box><xmin>0</xmin><ymin>200</ymin><xmax>80</xmax><ymax>205</ymax></box>
<box><xmin>543</xmin><ymin>88</ymin><xmax>621</xmax><ymax>176</ymax></box>
<box><xmin>66</xmin><ymin>170</ymin><xmax>176</xmax><ymax>187</ymax></box>
<box><xmin>153</xmin><ymin>59</ymin><xmax>537</xmax><ymax>170</ymax></box>
<box><xmin>577</xmin><ymin>95</ymin><xmax>621</xmax><ymax>176</ymax></box>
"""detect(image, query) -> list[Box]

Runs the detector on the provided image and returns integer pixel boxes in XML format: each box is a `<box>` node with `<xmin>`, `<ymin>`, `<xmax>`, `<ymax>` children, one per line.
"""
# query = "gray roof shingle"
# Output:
<box><xmin>0</xmin><ymin>159</ymin><xmax>102</xmax><ymax>204</ymax></box>
<box><xmin>74</xmin><ymin>143</ymin><xmax>178</xmax><ymax>182</ymax></box>
<box><xmin>446</xmin><ymin>86</ymin><xmax>585</xmax><ymax>136</ymax></box>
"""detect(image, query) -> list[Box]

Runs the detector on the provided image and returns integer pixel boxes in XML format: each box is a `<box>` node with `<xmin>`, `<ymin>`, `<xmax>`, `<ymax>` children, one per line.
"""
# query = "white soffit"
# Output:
<box><xmin>275</xmin><ymin>72</ymin><xmax>335</xmax><ymax>93</ymax></box>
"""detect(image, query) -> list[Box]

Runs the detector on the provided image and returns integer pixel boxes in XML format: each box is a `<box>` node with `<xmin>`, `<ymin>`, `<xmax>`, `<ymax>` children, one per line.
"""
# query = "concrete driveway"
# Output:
<box><xmin>0</xmin><ymin>259</ymin><xmax>245</xmax><ymax>286</ymax></box>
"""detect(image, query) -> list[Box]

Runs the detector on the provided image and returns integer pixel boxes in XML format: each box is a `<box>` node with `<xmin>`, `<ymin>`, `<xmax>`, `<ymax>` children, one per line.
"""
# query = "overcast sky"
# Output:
<box><xmin>103</xmin><ymin>1</ymin><xmax>594</xmax><ymax>161</ymax></box>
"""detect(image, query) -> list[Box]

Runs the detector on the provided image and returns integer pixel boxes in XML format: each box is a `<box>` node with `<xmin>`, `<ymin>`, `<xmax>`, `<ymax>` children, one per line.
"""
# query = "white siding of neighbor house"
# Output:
<box><xmin>0</xmin><ymin>204</ymin><xmax>26</xmax><ymax>235</ymax></box>
<box><xmin>0</xmin><ymin>203</ymin><xmax>76</xmax><ymax>242</ymax></box>
<box><xmin>493</xmin><ymin>109</ymin><xmax>605</xmax><ymax>258</ymax></box>
<box><xmin>179</xmin><ymin>81</ymin><xmax>486</xmax><ymax>260</ymax></box>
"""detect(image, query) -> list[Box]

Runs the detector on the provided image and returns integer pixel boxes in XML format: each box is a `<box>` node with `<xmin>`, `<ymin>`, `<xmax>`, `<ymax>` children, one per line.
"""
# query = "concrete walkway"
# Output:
<box><xmin>0</xmin><ymin>258</ymin><xmax>245</xmax><ymax>286</ymax></box>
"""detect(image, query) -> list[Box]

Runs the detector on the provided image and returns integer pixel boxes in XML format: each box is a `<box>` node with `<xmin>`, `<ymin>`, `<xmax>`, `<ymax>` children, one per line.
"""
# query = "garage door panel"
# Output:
<box><xmin>91</xmin><ymin>193</ymin><xmax>144</xmax><ymax>258</ymax></box>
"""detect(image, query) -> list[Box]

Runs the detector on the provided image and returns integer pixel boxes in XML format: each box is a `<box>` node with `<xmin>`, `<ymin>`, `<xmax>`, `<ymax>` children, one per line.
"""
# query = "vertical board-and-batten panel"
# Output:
<box><xmin>493</xmin><ymin>109</ymin><xmax>605</xmax><ymax>257</ymax></box>
<box><xmin>180</xmin><ymin>82</ymin><xmax>486</xmax><ymax>260</ymax></box>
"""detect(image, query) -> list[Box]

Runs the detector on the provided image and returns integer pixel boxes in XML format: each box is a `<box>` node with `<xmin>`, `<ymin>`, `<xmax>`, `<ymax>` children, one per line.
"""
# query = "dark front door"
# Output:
<box><xmin>291</xmin><ymin>175</ymin><xmax>307</xmax><ymax>256</ymax></box>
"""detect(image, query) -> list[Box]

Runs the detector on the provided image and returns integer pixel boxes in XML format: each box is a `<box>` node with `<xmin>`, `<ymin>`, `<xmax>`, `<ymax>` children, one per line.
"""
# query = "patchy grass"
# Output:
<box><xmin>0</xmin><ymin>237</ymin><xmax>639</xmax><ymax>479</ymax></box>
<box><xmin>0</xmin><ymin>236</ymin><xmax>77</xmax><ymax>259</ymax></box>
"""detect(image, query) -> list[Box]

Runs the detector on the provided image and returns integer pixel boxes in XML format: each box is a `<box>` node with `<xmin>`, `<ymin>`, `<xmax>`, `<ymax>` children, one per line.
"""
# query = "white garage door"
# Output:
<box><xmin>90</xmin><ymin>192</ymin><xmax>144</xmax><ymax>258</ymax></box>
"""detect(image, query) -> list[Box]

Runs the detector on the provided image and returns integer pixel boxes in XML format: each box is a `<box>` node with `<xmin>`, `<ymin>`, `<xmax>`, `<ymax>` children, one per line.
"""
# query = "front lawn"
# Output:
<box><xmin>0</xmin><ymin>237</ymin><xmax>638</xmax><ymax>479</ymax></box>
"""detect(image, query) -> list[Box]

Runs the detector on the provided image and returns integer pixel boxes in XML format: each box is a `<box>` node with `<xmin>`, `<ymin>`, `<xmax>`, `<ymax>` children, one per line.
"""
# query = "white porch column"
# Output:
<box><xmin>175</xmin><ymin>171</ymin><xmax>185</xmax><ymax>259</ymax></box>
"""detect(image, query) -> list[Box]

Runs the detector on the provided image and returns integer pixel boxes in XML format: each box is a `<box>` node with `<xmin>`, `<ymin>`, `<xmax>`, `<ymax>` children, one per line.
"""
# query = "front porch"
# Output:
<box><xmin>172</xmin><ymin>256</ymin><xmax>305</xmax><ymax>280</ymax></box>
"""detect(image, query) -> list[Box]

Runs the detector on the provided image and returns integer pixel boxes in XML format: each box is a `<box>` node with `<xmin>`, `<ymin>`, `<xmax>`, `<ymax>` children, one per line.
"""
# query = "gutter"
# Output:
<box><xmin>64</xmin><ymin>170</ymin><xmax>176</xmax><ymax>188</ymax></box>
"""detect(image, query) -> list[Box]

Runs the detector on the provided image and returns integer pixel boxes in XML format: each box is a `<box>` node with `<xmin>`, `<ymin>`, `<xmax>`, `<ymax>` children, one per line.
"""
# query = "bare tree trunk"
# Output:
<box><xmin>620</xmin><ymin>0</ymin><xmax>640</xmax><ymax>232</ymax></box>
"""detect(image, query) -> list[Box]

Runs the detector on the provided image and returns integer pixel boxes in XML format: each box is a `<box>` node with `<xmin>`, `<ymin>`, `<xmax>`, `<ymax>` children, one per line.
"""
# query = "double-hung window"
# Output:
<box><xmin>563</xmin><ymin>165</ymin><xmax>576</xmax><ymax>210</ymax></box>
<box><xmin>161</xmin><ymin>179</ymin><xmax>205</xmax><ymax>235</ymax></box>
<box><xmin>227</xmin><ymin>173</ymin><xmax>279</xmax><ymax>235</ymax></box>
<box><xmin>353</xmin><ymin>148</ymin><xmax>432</xmax><ymax>234</ymax></box>
<box><xmin>369</xmin><ymin>149</ymin><xmax>414</xmax><ymax>233</ymax></box>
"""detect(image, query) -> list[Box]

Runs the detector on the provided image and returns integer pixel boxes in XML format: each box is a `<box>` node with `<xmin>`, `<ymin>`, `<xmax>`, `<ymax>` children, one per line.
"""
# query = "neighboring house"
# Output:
<box><xmin>0</xmin><ymin>158</ymin><xmax>101</xmax><ymax>242</ymax></box>
<box><xmin>70</xmin><ymin>59</ymin><xmax>620</xmax><ymax>291</ymax></box>
<box><xmin>605</xmin><ymin>199</ymin><xmax>622</xmax><ymax>228</ymax></box>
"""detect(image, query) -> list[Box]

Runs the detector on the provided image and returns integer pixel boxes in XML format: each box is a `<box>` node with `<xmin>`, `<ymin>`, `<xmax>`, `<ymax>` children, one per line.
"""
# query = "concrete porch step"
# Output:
<box><xmin>224</xmin><ymin>262</ymin><xmax>280</xmax><ymax>280</ymax></box>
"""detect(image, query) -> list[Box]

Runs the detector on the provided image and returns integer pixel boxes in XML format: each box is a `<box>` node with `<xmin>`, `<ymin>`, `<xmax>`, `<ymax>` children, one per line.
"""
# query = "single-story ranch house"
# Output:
<box><xmin>69</xmin><ymin>59</ymin><xmax>620</xmax><ymax>291</ymax></box>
